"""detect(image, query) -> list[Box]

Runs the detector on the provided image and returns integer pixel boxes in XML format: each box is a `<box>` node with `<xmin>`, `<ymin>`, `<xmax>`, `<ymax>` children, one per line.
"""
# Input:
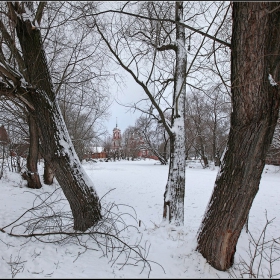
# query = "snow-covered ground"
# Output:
<box><xmin>0</xmin><ymin>159</ymin><xmax>279</xmax><ymax>278</ymax></box>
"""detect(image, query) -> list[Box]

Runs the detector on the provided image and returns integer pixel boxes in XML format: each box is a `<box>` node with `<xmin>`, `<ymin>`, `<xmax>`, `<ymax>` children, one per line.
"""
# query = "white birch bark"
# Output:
<box><xmin>163</xmin><ymin>1</ymin><xmax>186</xmax><ymax>226</ymax></box>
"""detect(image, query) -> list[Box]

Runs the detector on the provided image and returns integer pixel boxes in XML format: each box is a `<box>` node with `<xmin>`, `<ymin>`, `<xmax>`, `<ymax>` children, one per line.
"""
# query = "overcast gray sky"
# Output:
<box><xmin>103</xmin><ymin>73</ymin><xmax>145</xmax><ymax>135</ymax></box>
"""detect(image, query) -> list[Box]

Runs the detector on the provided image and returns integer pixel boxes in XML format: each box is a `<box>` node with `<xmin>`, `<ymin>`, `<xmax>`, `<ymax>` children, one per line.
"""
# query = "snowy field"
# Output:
<box><xmin>0</xmin><ymin>159</ymin><xmax>279</xmax><ymax>278</ymax></box>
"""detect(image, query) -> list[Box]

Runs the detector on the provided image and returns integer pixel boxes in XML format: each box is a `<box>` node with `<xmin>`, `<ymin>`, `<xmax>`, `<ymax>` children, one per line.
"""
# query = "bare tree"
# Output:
<box><xmin>122</xmin><ymin>124</ymin><xmax>143</xmax><ymax>160</ymax></box>
<box><xmin>48</xmin><ymin>21</ymin><xmax>111</xmax><ymax>161</ymax></box>
<box><xmin>0</xmin><ymin>93</ymin><xmax>53</xmax><ymax>186</ymax></box>
<box><xmin>0</xmin><ymin>2</ymin><xmax>102</xmax><ymax>231</ymax></box>
<box><xmin>0</xmin><ymin>124</ymin><xmax>9</xmax><ymax>179</ymax></box>
<box><xmin>266</xmin><ymin>111</ymin><xmax>280</xmax><ymax>164</ymax></box>
<box><xmin>82</xmin><ymin>0</ymin><xmax>231</xmax><ymax>225</ymax></box>
<box><xmin>185</xmin><ymin>86</ymin><xmax>230</xmax><ymax>167</ymax></box>
<box><xmin>197</xmin><ymin>2</ymin><xmax>280</xmax><ymax>271</ymax></box>
<box><xmin>186</xmin><ymin>91</ymin><xmax>210</xmax><ymax>168</ymax></box>
<box><xmin>135</xmin><ymin>115</ymin><xmax>169</xmax><ymax>165</ymax></box>
<box><xmin>204</xmin><ymin>86</ymin><xmax>230</xmax><ymax>166</ymax></box>
<box><xmin>21</xmin><ymin>114</ymin><xmax>42</xmax><ymax>189</ymax></box>
<box><xmin>101</xmin><ymin>135</ymin><xmax>112</xmax><ymax>159</ymax></box>
<box><xmin>0</xmin><ymin>99</ymin><xmax>28</xmax><ymax>173</ymax></box>
<box><xmin>79</xmin><ymin>1</ymin><xmax>188</xmax><ymax>225</ymax></box>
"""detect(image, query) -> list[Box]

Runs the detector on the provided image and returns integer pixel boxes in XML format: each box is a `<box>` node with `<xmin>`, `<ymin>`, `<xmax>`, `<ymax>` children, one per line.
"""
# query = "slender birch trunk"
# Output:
<box><xmin>162</xmin><ymin>1</ymin><xmax>186</xmax><ymax>226</ymax></box>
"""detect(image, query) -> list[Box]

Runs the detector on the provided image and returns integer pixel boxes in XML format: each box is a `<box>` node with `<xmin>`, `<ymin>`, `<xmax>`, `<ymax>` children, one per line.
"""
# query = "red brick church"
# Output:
<box><xmin>110</xmin><ymin>120</ymin><xmax>158</xmax><ymax>160</ymax></box>
<box><xmin>125</xmin><ymin>131</ymin><xmax>158</xmax><ymax>159</ymax></box>
<box><xmin>111</xmin><ymin>123</ymin><xmax>122</xmax><ymax>152</ymax></box>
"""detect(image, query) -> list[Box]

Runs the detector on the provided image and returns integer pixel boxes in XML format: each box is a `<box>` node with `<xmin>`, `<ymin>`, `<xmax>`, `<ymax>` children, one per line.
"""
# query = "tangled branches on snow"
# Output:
<box><xmin>0</xmin><ymin>187</ymin><xmax>164</xmax><ymax>277</ymax></box>
<box><xmin>229</xmin><ymin>211</ymin><xmax>280</xmax><ymax>279</ymax></box>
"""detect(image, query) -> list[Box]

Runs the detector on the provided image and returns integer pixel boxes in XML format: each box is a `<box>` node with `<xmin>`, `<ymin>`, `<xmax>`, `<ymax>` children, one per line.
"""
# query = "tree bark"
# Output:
<box><xmin>94</xmin><ymin>1</ymin><xmax>186</xmax><ymax>226</ymax></box>
<box><xmin>0</xmin><ymin>144</ymin><xmax>4</xmax><ymax>179</ymax></box>
<box><xmin>22</xmin><ymin>114</ymin><xmax>42</xmax><ymax>189</ymax></box>
<box><xmin>43</xmin><ymin>160</ymin><xmax>54</xmax><ymax>185</ymax></box>
<box><xmin>162</xmin><ymin>1</ymin><xmax>186</xmax><ymax>226</ymax></box>
<box><xmin>196</xmin><ymin>2</ymin><xmax>280</xmax><ymax>271</ymax></box>
<box><xmin>13</xmin><ymin>3</ymin><xmax>102</xmax><ymax>231</ymax></box>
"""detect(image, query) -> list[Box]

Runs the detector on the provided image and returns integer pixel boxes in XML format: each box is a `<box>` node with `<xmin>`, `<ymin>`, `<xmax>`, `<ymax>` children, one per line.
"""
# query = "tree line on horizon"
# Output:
<box><xmin>0</xmin><ymin>1</ymin><xmax>279</xmax><ymax>272</ymax></box>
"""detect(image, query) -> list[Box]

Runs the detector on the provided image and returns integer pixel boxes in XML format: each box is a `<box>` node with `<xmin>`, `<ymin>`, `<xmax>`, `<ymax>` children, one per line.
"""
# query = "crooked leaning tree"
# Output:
<box><xmin>0</xmin><ymin>2</ymin><xmax>101</xmax><ymax>231</ymax></box>
<box><xmin>196</xmin><ymin>2</ymin><xmax>280</xmax><ymax>271</ymax></box>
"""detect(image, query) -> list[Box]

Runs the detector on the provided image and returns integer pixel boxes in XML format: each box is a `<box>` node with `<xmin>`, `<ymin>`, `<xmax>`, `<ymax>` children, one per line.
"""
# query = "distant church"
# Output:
<box><xmin>111</xmin><ymin>119</ymin><xmax>122</xmax><ymax>152</ymax></box>
<box><xmin>109</xmin><ymin>118</ymin><xmax>158</xmax><ymax>160</ymax></box>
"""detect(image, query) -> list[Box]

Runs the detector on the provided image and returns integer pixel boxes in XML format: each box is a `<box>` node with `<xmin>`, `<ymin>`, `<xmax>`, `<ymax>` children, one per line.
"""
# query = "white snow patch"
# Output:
<box><xmin>0</xmin><ymin>160</ymin><xmax>279</xmax><ymax>278</ymax></box>
<box><xmin>268</xmin><ymin>74</ymin><xmax>278</xmax><ymax>86</ymax></box>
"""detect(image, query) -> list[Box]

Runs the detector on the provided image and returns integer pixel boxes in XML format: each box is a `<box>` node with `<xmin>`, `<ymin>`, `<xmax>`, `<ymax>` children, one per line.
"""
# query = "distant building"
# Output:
<box><xmin>84</xmin><ymin>145</ymin><xmax>107</xmax><ymax>160</ymax></box>
<box><xmin>10</xmin><ymin>143</ymin><xmax>29</xmax><ymax>158</ymax></box>
<box><xmin>111</xmin><ymin>122</ymin><xmax>122</xmax><ymax>153</ymax></box>
<box><xmin>84</xmin><ymin>119</ymin><xmax>159</xmax><ymax>161</ymax></box>
<box><xmin>126</xmin><ymin>132</ymin><xmax>158</xmax><ymax>160</ymax></box>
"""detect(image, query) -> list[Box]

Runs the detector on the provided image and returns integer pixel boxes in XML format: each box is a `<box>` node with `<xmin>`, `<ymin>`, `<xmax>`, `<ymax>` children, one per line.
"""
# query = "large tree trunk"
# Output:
<box><xmin>196</xmin><ymin>2</ymin><xmax>280</xmax><ymax>271</ymax></box>
<box><xmin>12</xmin><ymin>3</ymin><xmax>102</xmax><ymax>231</ymax></box>
<box><xmin>162</xmin><ymin>1</ymin><xmax>186</xmax><ymax>226</ymax></box>
<box><xmin>43</xmin><ymin>160</ymin><xmax>54</xmax><ymax>185</ymax></box>
<box><xmin>22</xmin><ymin>114</ymin><xmax>42</xmax><ymax>189</ymax></box>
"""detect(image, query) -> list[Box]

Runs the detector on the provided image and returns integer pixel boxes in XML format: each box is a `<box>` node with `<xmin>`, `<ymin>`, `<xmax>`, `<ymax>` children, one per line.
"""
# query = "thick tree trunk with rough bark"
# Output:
<box><xmin>43</xmin><ymin>160</ymin><xmax>54</xmax><ymax>185</ymax></box>
<box><xmin>12</xmin><ymin>3</ymin><xmax>102</xmax><ymax>231</ymax></box>
<box><xmin>162</xmin><ymin>1</ymin><xmax>186</xmax><ymax>226</ymax></box>
<box><xmin>196</xmin><ymin>2</ymin><xmax>280</xmax><ymax>271</ymax></box>
<box><xmin>22</xmin><ymin>114</ymin><xmax>42</xmax><ymax>189</ymax></box>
